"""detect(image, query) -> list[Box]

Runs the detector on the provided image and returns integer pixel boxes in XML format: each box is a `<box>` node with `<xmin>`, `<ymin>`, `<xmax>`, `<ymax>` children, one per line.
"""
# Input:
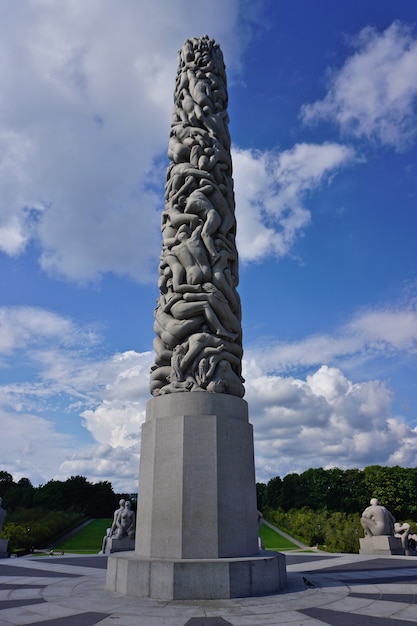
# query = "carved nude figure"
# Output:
<box><xmin>150</xmin><ymin>36</ymin><xmax>243</xmax><ymax>398</ymax></box>
<box><xmin>360</xmin><ymin>498</ymin><xmax>395</xmax><ymax>536</ymax></box>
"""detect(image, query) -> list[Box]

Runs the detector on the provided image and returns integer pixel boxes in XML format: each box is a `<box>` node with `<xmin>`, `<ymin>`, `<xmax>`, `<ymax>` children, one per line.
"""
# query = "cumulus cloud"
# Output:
<box><xmin>233</xmin><ymin>142</ymin><xmax>356</xmax><ymax>261</ymax></box>
<box><xmin>1</xmin><ymin>298</ymin><xmax>417</xmax><ymax>489</ymax></box>
<box><xmin>0</xmin><ymin>411</ymin><xmax>75</xmax><ymax>486</ymax></box>
<box><xmin>247</xmin><ymin>365</ymin><xmax>417</xmax><ymax>482</ymax></box>
<box><xmin>301</xmin><ymin>21</ymin><xmax>417</xmax><ymax>150</ymax></box>
<box><xmin>0</xmin><ymin>306</ymin><xmax>82</xmax><ymax>355</ymax></box>
<box><xmin>247</xmin><ymin>299</ymin><xmax>417</xmax><ymax>374</ymax></box>
<box><xmin>0</xmin><ymin>0</ymin><xmax>259</xmax><ymax>283</ymax></box>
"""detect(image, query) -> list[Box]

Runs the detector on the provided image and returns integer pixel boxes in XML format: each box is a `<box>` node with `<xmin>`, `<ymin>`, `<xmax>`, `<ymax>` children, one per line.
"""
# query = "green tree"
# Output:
<box><xmin>3</xmin><ymin>478</ymin><xmax>35</xmax><ymax>510</ymax></box>
<box><xmin>265</xmin><ymin>476</ymin><xmax>283</xmax><ymax>510</ymax></box>
<box><xmin>282</xmin><ymin>473</ymin><xmax>305</xmax><ymax>511</ymax></box>
<box><xmin>363</xmin><ymin>465</ymin><xmax>399</xmax><ymax>514</ymax></box>
<box><xmin>0</xmin><ymin>471</ymin><xmax>14</xmax><ymax>497</ymax></box>
<box><xmin>33</xmin><ymin>480</ymin><xmax>67</xmax><ymax>511</ymax></box>
<box><xmin>256</xmin><ymin>482</ymin><xmax>267</xmax><ymax>511</ymax></box>
<box><xmin>300</xmin><ymin>468</ymin><xmax>328</xmax><ymax>510</ymax></box>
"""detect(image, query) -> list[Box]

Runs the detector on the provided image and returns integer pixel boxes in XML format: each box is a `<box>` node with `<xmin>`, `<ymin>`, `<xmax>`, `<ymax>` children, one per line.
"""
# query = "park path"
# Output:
<box><xmin>261</xmin><ymin>518</ymin><xmax>311</xmax><ymax>550</ymax></box>
<box><xmin>44</xmin><ymin>518</ymin><xmax>96</xmax><ymax>550</ymax></box>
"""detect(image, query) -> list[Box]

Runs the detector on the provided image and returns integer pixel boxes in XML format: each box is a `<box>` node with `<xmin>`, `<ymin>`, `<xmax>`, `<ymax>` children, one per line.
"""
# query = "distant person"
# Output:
<box><xmin>360</xmin><ymin>498</ymin><xmax>395</xmax><ymax>536</ymax></box>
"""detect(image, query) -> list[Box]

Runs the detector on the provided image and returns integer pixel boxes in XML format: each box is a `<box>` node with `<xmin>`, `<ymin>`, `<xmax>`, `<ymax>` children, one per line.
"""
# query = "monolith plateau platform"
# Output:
<box><xmin>106</xmin><ymin>394</ymin><xmax>286</xmax><ymax>599</ymax></box>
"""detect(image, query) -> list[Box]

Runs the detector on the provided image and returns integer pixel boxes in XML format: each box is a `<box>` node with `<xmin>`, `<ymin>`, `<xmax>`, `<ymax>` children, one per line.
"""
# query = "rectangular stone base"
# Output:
<box><xmin>0</xmin><ymin>538</ymin><xmax>8</xmax><ymax>559</ymax></box>
<box><xmin>106</xmin><ymin>550</ymin><xmax>287</xmax><ymax>600</ymax></box>
<box><xmin>359</xmin><ymin>535</ymin><xmax>405</xmax><ymax>555</ymax></box>
<box><xmin>105</xmin><ymin>536</ymin><xmax>135</xmax><ymax>554</ymax></box>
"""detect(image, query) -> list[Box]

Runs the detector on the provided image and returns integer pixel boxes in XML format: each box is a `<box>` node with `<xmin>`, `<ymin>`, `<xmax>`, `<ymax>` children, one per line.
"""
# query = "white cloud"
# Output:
<box><xmin>2</xmin><ymin>298</ymin><xmax>417</xmax><ymax>489</ymax></box>
<box><xmin>0</xmin><ymin>306</ymin><xmax>90</xmax><ymax>355</ymax></box>
<box><xmin>247</xmin><ymin>365</ymin><xmax>417</xmax><ymax>482</ymax></box>
<box><xmin>0</xmin><ymin>411</ymin><xmax>75</xmax><ymax>487</ymax></box>
<box><xmin>233</xmin><ymin>143</ymin><xmax>356</xmax><ymax>261</ymax></box>
<box><xmin>59</xmin><ymin>444</ymin><xmax>141</xmax><ymax>493</ymax></box>
<box><xmin>247</xmin><ymin>299</ymin><xmax>417</xmax><ymax>374</ymax></box>
<box><xmin>301</xmin><ymin>21</ymin><xmax>417</xmax><ymax>150</ymax></box>
<box><xmin>0</xmin><ymin>305</ymin><xmax>151</xmax><ymax>490</ymax></box>
<box><xmin>0</xmin><ymin>0</ymin><xmax>258</xmax><ymax>283</ymax></box>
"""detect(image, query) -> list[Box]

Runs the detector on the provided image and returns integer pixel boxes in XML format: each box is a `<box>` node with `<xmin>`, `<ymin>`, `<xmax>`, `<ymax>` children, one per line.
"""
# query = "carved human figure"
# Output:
<box><xmin>150</xmin><ymin>36</ymin><xmax>242</xmax><ymax>397</ymax></box>
<box><xmin>164</xmin><ymin>224</ymin><xmax>211</xmax><ymax>289</ymax></box>
<box><xmin>360</xmin><ymin>498</ymin><xmax>395</xmax><ymax>537</ymax></box>
<box><xmin>394</xmin><ymin>522</ymin><xmax>411</xmax><ymax>551</ymax></box>
<box><xmin>206</xmin><ymin>359</ymin><xmax>245</xmax><ymax>397</ymax></box>
<box><xmin>160</xmin><ymin>282</ymin><xmax>238</xmax><ymax>342</ymax></box>
<box><xmin>100</xmin><ymin>527</ymin><xmax>112</xmax><ymax>554</ymax></box>
<box><xmin>115</xmin><ymin>500</ymin><xmax>135</xmax><ymax>539</ymax></box>
<box><xmin>110</xmin><ymin>499</ymin><xmax>125</xmax><ymax>536</ymax></box>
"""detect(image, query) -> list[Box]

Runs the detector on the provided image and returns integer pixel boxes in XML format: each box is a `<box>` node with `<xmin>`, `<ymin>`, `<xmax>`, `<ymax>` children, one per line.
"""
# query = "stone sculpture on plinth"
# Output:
<box><xmin>0</xmin><ymin>497</ymin><xmax>9</xmax><ymax>558</ymax></box>
<box><xmin>100</xmin><ymin>499</ymin><xmax>136</xmax><ymax>554</ymax></box>
<box><xmin>106</xmin><ymin>35</ymin><xmax>287</xmax><ymax>600</ymax></box>
<box><xmin>359</xmin><ymin>498</ymin><xmax>405</xmax><ymax>555</ymax></box>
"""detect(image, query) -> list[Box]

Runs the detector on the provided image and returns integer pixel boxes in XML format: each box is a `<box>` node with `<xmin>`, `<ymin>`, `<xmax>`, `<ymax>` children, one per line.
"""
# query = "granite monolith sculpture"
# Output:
<box><xmin>106</xmin><ymin>35</ymin><xmax>287</xmax><ymax>600</ymax></box>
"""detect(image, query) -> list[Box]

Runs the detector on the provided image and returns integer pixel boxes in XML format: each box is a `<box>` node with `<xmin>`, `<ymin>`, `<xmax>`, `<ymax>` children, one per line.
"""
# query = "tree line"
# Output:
<box><xmin>257</xmin><ymin>465</ymin><xmax>417</xmax><ymax>554</ymax></box>
<box><xmin>0</xmin><ymin>471</ymin><xmax>134</xmax><ymax>518</ymax></box>
<box><xmin>257</xmin><ymin>465</ymin><xmax>417</xmax><ymax>521</ymax></box>
<box><xmin>0</xmin><ymin>471</ymin><xmax>137</xmax><ymax>554</ymax></box>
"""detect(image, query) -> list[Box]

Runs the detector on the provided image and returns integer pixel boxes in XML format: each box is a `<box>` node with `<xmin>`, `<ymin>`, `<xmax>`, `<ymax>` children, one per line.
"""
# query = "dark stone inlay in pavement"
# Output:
<box><xmin>300</xmin><ymin>606</ymin><xmax>414</xmax><ymax>625</ymax></box>
<box><xmin>35</xmin><ymin>556</ymin><xmax>108</xmax><ymax>569</ymax></box>
<box><xmin>0</xmin><ymin>597</ymin><xmax>46</xmax><ymax>609</ymax></box>
<box><xmin>0</xmin><ymin>582</ymin><xmax>46</xmax><ymax>589</ymax></box>
<box><xmin>0</xmin><ymin>564</ymin><xmax>79</xmax><ymax>578</ymax></box>
<box><xmin>323</xmin><ymin>573</ymin><xmax>417</xmax><ymax>586</ymax></box>
<box><xmin>285</xmin><ymin>554</ymin><xmax>339</xmax><ymax>565</ymax></box>
<box><xmin>315</xmin><ymin>557</ymin><xmax>417</xmax><ymax>573</ymax></box>
<box><xmin>184</xmin><ymin>617</ymin><xmax>233</xmax><ymax>626</ymax></box>
<box><xmin>350</xmin><ymin>591</ymin><xmax>417</xmax><ymax>604</ymax></box>
<box><xmin>27</xmin><ymin>611</ymin><xmax>109</xmax><ymax>626</ymax></box>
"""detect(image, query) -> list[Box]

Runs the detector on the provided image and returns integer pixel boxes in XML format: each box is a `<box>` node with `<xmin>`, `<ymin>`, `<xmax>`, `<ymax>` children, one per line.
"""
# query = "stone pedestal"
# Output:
<box><xmin>359</xmin><ymin>535</ymin><xmax>405</xmax><ymax>555</ymax></box>
<box><xmin>106</xmin><ymin>393</ymin><xmax>287</xmax><ymax>599</ymax></box>
<box><xmin>107</xmin><ymin>550</ymin><xmax>286</xmax><ymax>600</ymax></box>
<box><xmin>0</xmin><ymin>538</ymin><xmax>8</xmax><ymax>559</ymax></box>
<box><xmin>104</xmin><ymin>536</ymin><xmax>135</xmax><ymax>554</ymax></box>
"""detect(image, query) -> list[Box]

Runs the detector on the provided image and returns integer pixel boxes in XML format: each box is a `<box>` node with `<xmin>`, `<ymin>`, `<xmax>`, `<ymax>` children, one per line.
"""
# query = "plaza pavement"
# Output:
<box><xmin>1</xmin><ymin>550</ymin><xmax>417</xmax><ymax>625</ymax></box>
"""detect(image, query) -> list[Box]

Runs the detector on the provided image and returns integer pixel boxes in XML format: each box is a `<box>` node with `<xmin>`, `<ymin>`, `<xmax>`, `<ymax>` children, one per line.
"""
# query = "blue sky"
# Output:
<box><xmin>1</xmin><ymin>0</ymin><xmax>417</xmax><ymax>492</ymax></box>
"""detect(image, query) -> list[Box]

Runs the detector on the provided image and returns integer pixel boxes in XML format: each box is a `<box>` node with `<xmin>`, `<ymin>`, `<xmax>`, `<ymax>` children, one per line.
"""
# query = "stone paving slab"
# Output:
<box><xmin>0</xmin><ymin>553</ymin><xmax>417</xmax><ymax>625</ymax></box>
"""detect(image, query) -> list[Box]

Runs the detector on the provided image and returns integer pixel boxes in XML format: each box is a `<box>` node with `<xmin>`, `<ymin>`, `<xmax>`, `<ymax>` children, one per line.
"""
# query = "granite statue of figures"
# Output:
<box><xmin>114</xmin><ymin>500</ymin><xmax>135</xmax><ymax>539</ymax></box>
<box><xmin>359</xmin><ymin>497</ymin><xmax>417</xmax><ymax>557</ymax></box>
<box><xmin>100</xmin><ymin>499</ymin><xmax>135</xmax><ymax>554</ymax></box>
<box><xmin>150</xmin><ymin>35</ymin><xmax>244</xmax><ymax>398</ymax></box>
<box><xmin>360</xmin><ymin>498</ymin><xmax>395</xmax><ymax>537</ymax></box>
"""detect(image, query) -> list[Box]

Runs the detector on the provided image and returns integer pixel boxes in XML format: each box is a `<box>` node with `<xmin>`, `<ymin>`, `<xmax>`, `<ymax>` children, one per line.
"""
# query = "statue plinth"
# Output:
<box><xmin>359</xmin><ymin>535</ymin><xmax>405</xmax><ymax>555</ymax></box>
<box><xmin>106</xmin><ymin>394</ymin><xmax>286</xmax><ymax>599</ymax></box>
<box><xmin>103</xmin><ymin>536</ymin><xmax>135</xmax><ymax>554</ymax></box>
<box><xmin>106</xmin><ymin>551</ymin><xmax>286</xmax><ymax>600</ymax></box>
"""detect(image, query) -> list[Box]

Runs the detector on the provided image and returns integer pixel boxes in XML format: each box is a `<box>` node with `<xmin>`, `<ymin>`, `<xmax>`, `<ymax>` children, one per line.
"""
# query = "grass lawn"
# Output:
<box><xmin>259</xmin><ymin>524</ymin><xmax>300</xmax><ymax>551</ymax></box>
<box><xmin>53</xmin><ymin>519</ymin><xmax>113</xmax><ymax>554</ymax></box>
<box><xmin>45</xmin><ymin>518</ymin><xmax>299</xmax><ymax>555</ymax></box>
